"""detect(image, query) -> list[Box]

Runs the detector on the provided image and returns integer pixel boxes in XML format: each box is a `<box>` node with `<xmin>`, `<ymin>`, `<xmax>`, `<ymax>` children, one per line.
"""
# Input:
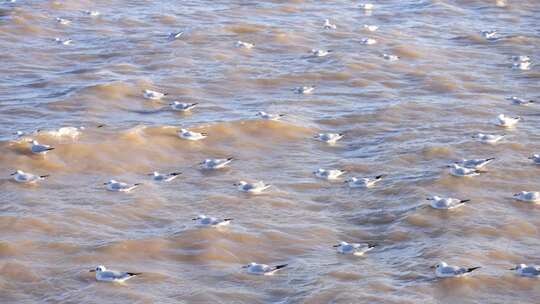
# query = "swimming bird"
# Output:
<box><xmin>236</xmin><ymin>41</ymin><xmax>254</xmax><ymax>49</ymax></box>
<box><xmin>447</xmin><ymin>164</ymin><xmax>481</xmax><ymax>177</ymax></box>
<box><xmin>168</xmin><ymin>31</ymin><xmax>183</xmax><ymax>40</ymax></box>
<box><xmin>104</xmin><ymin>180</ymin><xmax>141</xmax><ymax>192</ymax></box>
<box><xmin>513</xmin><ymin>60</ymin><xmax>531</xmax><ymax>70</ymax></box>
<box><xmin>89</xmin><ymin>265</ymin><xmax>141</xmax><ymax>283</ymax></box>
<box><xmin>178</xmin><ymin>128</ymin><xmax>207</xmax><ymax>141</ymax></box>
<box><xmin>472</xmin><ymin>133</ymin><xmax>505</xmax><ymax>144</ymax></box>
<box><xmin>170</xmin><ymin>101</ymin><xmax>197</xmax><ymax>112</ymax></box>
<box><xmin>363</xmin><ymin>24</ymin><xmax>378</xmax><ymax>32</ymax></box>
<box><xmin>234</xmin><ymin>181</ymin><xmax>271</xmax><ymax>194</ymax></box>
<box><xmin>310</xmin><ymin>49</ymin><xmax>332</xmax><ymax>57</ymax></box>
<box><xmin>432</xmin><ymin>262</ymin><xmax>481</xmax><ymax>278</ymax></box>
<box><xmin>314</xmin><ymin>168</ymin><xmax>346</xmax><ymax>180</ymax></box>
<box><xmin>200</xmin><ymin>158</ymin><xmax>233</xmax><ymax>170</ymax></box>
<box><xmin>455</xmin><ymin>158</ymin><xmax>495</xmax><ymax>170</ymax></box>
<box><xmin>513</xmin><ymin>191</ymin><xmax>540</xmax><ymax>203</ymax></box>
<box><xmin>507</xmin><ymin>96</ymin><xmax>535</xmax><ymax>106</ymax></box>
<box><xmin>54</xmin><ymin>38</ymin><xmax>72</xmax><ymax>45</ymax></box>
<box><xmin>496</xmin><ymin>114</ymin><xmax>521</xmax><ymax>127</ymax></box>
<box><xmin>29</xmin><ymin>140</ymin><xmax>54</xmax><ymax>154</ymax></box>
<box><xmin>427</xmin><ymin>195</ymin><xmax>470</xmax><ymax>210</ymax></box>
<box><xmin>481</xmin><ymin>30</ymin><xmax>498</xmax><ymax>40</ymax></box>
<box><xmin>361</xmin><ymin>38</ymin><xmax>377</xmax><ymax>45</ymax></box>
<box><xmin>143</xmin><ymin>89</ymin><xmax>167</xmax><ymax>100</ymax></box>
<box><xmin>511</xmin><ymin>55</ymin><xmax>531</xmax><ymax>63</ymax></box>
<box><xmin>83</xmin><ymin>10</ymin><xmax>100</xmax><ymax>16</ymax></box>
<box><xmin>10</xmin><ymin>170</ymin><xmax>49</xmax><ymax>183</ymax></box>
<box><xmin>323</xmin><ymin>19</ymin><xmax>336</xmax><ymax>30</ymax></box>
<box><xmin>294</xmin><ymin>86</ymin><xmax>315</xmax><ymax>95</ymax></box>
<box><xmin>314</xmin><ymin>133</ymin><xmax>343</xmax><ymax>144</ymax></box>
<box><xmin>529</xmin><ymin>154</ymin><xmax>540</xmax><ymax>165</ymax></box>
<box><xmin>148</xmin><ymin>171</ymin><xmax>181</xmax><ymax>182</ymax></box>
<box><xmin>360</xmin><ymin>3</ymin><xmax>374</xmax><ymax>10</ymax></box>
<box><xmin>55</xmin><ymin>17</ymin><xmax>71</xmax><ymax>25</ymax></box>
<box><xmin>346</xmin><ymin>175</ymin><xmax>384</xmax><ymax>188</ymax></box>
<box><xmin>256</xmin><ymin>111</ymin><xmax>284</xmax><ymax>121</ymax></box>
<box><xmin>509</xmin><ymin>264</ymin><xmax>540</xmax><ymax>277</ymax></box>
<box><xmin>242</xmin><ymin>263</ymin><xmax>287</xmax><ymax>275</ymax></box>
<box><xmin>192</xmin><ymin>215</ymin><xmax>232</xmax><ymax>227</ymax></box>
<box><xmin>333</xmin><ymin>241</ymin><xmax>376</xmax><ymax>256</ymax></box>
<box><xmin>382</xmin><ymin>53</ymin><xmax>399</xmax><ymax>61</ymax></box>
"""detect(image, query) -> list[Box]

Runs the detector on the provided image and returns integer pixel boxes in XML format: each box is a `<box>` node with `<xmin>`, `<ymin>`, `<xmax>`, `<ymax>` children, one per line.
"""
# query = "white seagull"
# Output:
<box><xmin>89</xmin><ymin>265</ymin><xmax>141</xmax><ymax>283</ymax></box>
<box><xmin>54</xmin><ymin>38</ymin><xmax>73</xmax><ymax>45</ymax></box>
<box><xmin>472</xmin><ymin>133</ymin><xmax>505</xmax><ymax>144</ymax></box>
<box><xmin>361</xmin><ymin>38</ymin><xmax>377</xmax><ymax>45</ymax></box>
<box><xmin>104</xmin><ymin>180</ymin><xmax>141</xmax><ymax>192</ymax></box>
<box><xmin>364</xmin><ymin>24</ymin><xmax>379</xmax><ymax>32</ymax></box>
<box><xmin>507</xmin><ymin>96</ymin><xmax>535</xmax><ymax>106</ymax></box>
<box><xmin>346</xmin><ymin>175</ymin><xmax>384</xmax><ymax>188</ymax></box>
<box><xmin>314</xmin><ymin>132</ymin><xmax>343</xmax><ymax>144</ymax></box>
<box><xmin>454</xmin><ymin>158</ymin><xmax>495</xmax><ymax>170</ymax></box>
<box><xmin>447</xmin><ymin>164</ymin><xmax>481</xmax><ymax>177</ymax></box>
<box><xmin>10</xmin><ymin>170</ymin><xmax>49</xmax><ymax>183</ymax></box>
<box><xmin>432</xmin><ymin>262</ymin><xmax>481</xmax><ymax>278</ymax></box>
<box><xmin>256</xmin><ymin>111</ymin><xmax>284</xmax><ymax>121</ymax></box>
<box><xmin>481</xmin><ymin>30</ymin><xmax>498</xmax><ymax>40</ymax></box>
<box><xmin>170</xmin><ymin>101</ymin><xmax>198</xmax><ymax>112</ymax></box>
<box><xmin>143</xmin><ymin>89</ymin><xmax>167</xmax><ymax>100</ymax></box>
<box><xmin>168</xmin><ymin>31</ymin><xmax>184</xmax><ymax>40</ymax></box>
<box><xmin>529</xmin><ymin>154</ymin><xmax>540</xmax><ymax>165</ymax></box>
<box><xmin>314</xmin><ymin>168</ymin><xmax>346</xmax><ymax>180</ymax></box>
<box><xmin>513</xmin><ymin>191</ymin><xmax>540</xmax><ymax>203</ymax></box>
<box><xmin>83</xmin><ymin>10</ymin><xmax>100</xmax><ymax>16</ymax></box>
<box><xmin>382</xmin><ymin>53</ymin><xmax>400</xmax><ymax>61</ymax></box>
<box><xmin>333</xmin><ymin>241</ymin><xmax>376</xmax><ymax>256</ymax></box>
<box><xmin>236</xmin><ymin>41</ymin><xmax>254</xmax><ymax>49</ymax></box>
<box><xmin>323</xmin><ymin>19</ymin><xmax>336</xmax><ymax>30</ymax></box>
<box><xmin>29</xmin><ymin>140</ymin><xmax>54</xmax><ymax>154</ymax></box>
<box><xmin>360</xmin><ymin>3</ymin><xmax>374</xmax><ymax>10</ymax></box>
<box><xmin>427</xmin><ymin>195</ymin><xmax>470</xmax><ymax>210</ymax></box>
<box><xmin>192</xmin><ymin>215</ymin><xmax>232</xmax><ymax>227</ymax></box>
<box><xmin>200</xmin><ymin>158</ymin><xmax>233</xmax><ymax>170</ymax></box>
<box><xmin>55</xmin><ymin>17</ymin><xmax>71</xmax><ymax>25</ymax></box>
<box><xmin>496</xmin><ymin>114</ymin><xmax>521</xmax><ymax>128</ymax></box>
<box><xmin>234</xmin><ymin>181</ymin><xmax>271</xmax><ymax>194</ymax></box>
<box><xmin>242</xmin><ymin>263</ymin><xmax>287</xmax><ymax>276</ymax></box>
<box><xmin>310</xmin><ymin>49</ymin><xmax>332</xmax><ymax>57</ymax></box>
<box><xmin>148</xmin><ymin>171</ymin><xmax>181</xmax><ymax>182</ymax></box>
<box><xmin>178</xmin><ymin>128</ymin><xmax>207</xmax><ymax>141</ymax></box>
<box><xmin>510</xmin><ymin>264</ymin><xmax>540</xmax><ymax>277</ymax></box>
<box><xmin>294</xmin><ymin>86</ymin><xmax>315</xmax><ymax>95</ymax></box>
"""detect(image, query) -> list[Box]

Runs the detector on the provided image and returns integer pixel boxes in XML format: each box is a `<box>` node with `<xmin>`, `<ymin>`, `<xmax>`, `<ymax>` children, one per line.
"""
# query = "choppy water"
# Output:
<box><xmin>1</xmin><ymin>0</ymin><xmax>540</xmax><ymax>303</ymax></box>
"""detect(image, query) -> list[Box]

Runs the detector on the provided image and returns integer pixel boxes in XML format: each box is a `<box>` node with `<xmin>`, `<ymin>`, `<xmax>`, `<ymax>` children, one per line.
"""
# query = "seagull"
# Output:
<box><xmin>148</xmin><ymin>171</ymin><xmax>181</xmax><ymax>182</ymax></box>
<box><xmin>178</xmin><ymin>128</ymin><xmax>207</xmax><ymax>141</ymax></box>
<box><xmin>455</xmin><ymin>158</ymin><xmax>495</xmax><ymax>170</ymax></box>
<box><xmin>529</xmin><ymin>154</ymin><xmax>540</xmax><ymax>165</ymax></box>
<box><xmin>54</xmin><ymin>38</ymin><xmax>73</xmax><ymax>45</ymax></box>
<box><xmin>83</xmin><ymin>10</ymin><xmax>100</xmax><ymax>16</ymax></box>
<box><xmin>104</xmin><ymin>180</ymin><xmax>141</xmax><ymax>192</ymax></box>
<box><xmin>360</xmin><ymin>3</ymin><xmax>374</xmax><ymax>10</ymax></box>
<box><xmin>242</xmin><ymin>263</ymin><xmax>287</xmax><ymax>276</ymax></box>
<box><xmin>481</xmin><ymin>30</ymin><xmax>498</xmax><ymax>40</ymax></box>
<box><xmin>234</xmin><ymin>181</ymin><xmax>271</xmax><ymax>194</ymax></box>
<box><xmin>512</xmin><ymin>55</ymin><xmax>531</xmax><ymax>63</ymax></box>
<box><xmin>496</xmin><ymin>114</ymin><xmax>521</xmax><ymax>128</ymax></box>
<box><xmin>323</xmin><ymin>19</ymin><xmax>336</xmax><ymax>30</ymax></box>
<box><xmin>509</xmin><ymin>264</ymin><xmax>540</xmax><ymax>277</ymax></box>
<box><xmin>314</xmin><ymin>133</ymin><xmax>343</xmax><ymax>144</ymax></box>
<box><xmin>310</xmin><ymin>49</ymin><xmax>332</xmax><ymax>57</ymax></box>
<box><xmin>55</xmin><ymin>17</ymin><xmax>71</xmax><ymax>25</ymax></box>
<box><xmin>10</xmin><ymin>170</ymin><xmax>49</xmax><ymax>183</ymax></box>
<box><xmin>447</xmin><ymin>164</ymin><xmax>481</xmax><ymax>177</ymax></box>
<box><xmin>513</xmin><ymin>191</ymin><xmax>540</xmax><ymax>203</ymax></box>
<box><xmin>236</xmin><ymin>41</ymin><xmax>254</xmax><ymax>49</ymax></box>
<box><xmin>168</xmin><ymin>31</ymin><xmax>184</xmax><ymax>40</ymax></box>
<box><xmin>89</xmin><ymin>265</ymin><xmax>141</xmax><ymax>283</ymax></box>
<box><xmin>333</xmin><ymin>241</ymin><xmax>376</xmax><ymax>256</ymax></box>
<box><xmin>192</xmin><ymin>215</ymin><xmax>233</xmax><ymax>227</ymax></box>
<box><xmin>170</xmin><ymin>101</ymin><xmax>198</xmax><ymax>112</ymax></box>
<box><xmin>513</xmin><ymin>61</ymin><xmax>531</xmax><ymax>70</ymax></box>
<box><xmin>382</xmin><ymin>53</ymin><xmax>399</xmax><ymax>61</ymax></box>
<box><xmin>29</xmin><ymin>140</ymin><xmax>54</xmax><ymax>154</ymax></box>
<box><xmin>346</xmin><ymin>175</ymin><xmax>384</xmax><ymax>188</ymax></box>
<box><xmin>256</xmin><ymin>111</ymin><xmax>284</xmax><ymax>121</ymax></box>
<box><xmin>294</xmin><ymin>86</ymin><xmax>315</xmax><ymax>95</ymax></box>
<box><xmin>472</xmin><ymin>133</ymin><xmax>505</xmax><ymax>144</ymax></box>
<box><xmin>314</xmin><ymin>168</ymin><xmax>346</xmax><ymax>180</ymax></box>
<box><xmin>200</xmin><ymin>158</ymin><xmax>233</xmax><ymax>170</ymax></box>
<box><xmin>427</xmin><ymin>195</ymin><xmax>471</xmax><ymax>210</ymax></box>
<box><xmin>143</xmin><ymin>89</ymin><xmax>167</xmax><ymax>100</ymax></box>
<box><xmin>432</xmin><ymin>262</ymin><xmax>481</xmax><ymax>278</ymax></box>
<box><xmin>361</xmin><ymin>38</ymin><xmax>377</xmax><ymax>45</ymax></box>
<box><xmin>507</xmin><ymin>96</ymin><xmax>535</xmax><ymax>106</ymax></box>
<box><xmin>363</xmin><ymin>24</ymin><xmax>379</xmax><ymax>32</ymax></box>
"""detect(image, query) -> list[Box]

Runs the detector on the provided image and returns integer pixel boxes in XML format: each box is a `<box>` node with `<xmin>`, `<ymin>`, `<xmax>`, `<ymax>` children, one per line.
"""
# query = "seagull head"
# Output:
<box><xmin>192</xmin><ymin>214</ymin><xmax>206</xmax><ymax>220</ymax></box>
<box><xmin>431</xmin><ymin>262</ymin><xmax>447</xmax><ymax>269</ymax></box>
<box><xmin>509</xmin><ymin>264</ymin><xmax>526</xmax><ymax>271</ymax></box>
<box><xmin>148</xmin><ymin>172</ymin><xmax>160</xmax><ymax>176</ymax></box>
<box><xmin>10</xmin><ymin>170</ymin><xmax>23</xmax><ymax>176</ymax></box>
<box><xmin>333</xmin><ymin>241</ymin><xmax>348</xmax><ymax>247</ymax></box>
<box><xmin>234</xmin><ymin>181</ymin><xmax>247</xmax><ymax>187</ymax></box>
<box><xmin>256</xmin><ymin>111</ymin><xmax>266</xmax><ymax>116</ymax></box>
<box><xmin>242</xmin><ymin>262</ymin><xmax>256</xmax><ymax>268</ymax></box>
<box><xmin>90</xmin><ymin>265</ymin><xmax>106</xmax><ymax>272</ymax></box>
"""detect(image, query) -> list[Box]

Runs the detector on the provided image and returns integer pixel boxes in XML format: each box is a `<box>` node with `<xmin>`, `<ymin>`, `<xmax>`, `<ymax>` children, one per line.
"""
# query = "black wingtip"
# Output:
<box><xmin>486</xmin><ymin>157</ymin><xmax>496</xmax><ymax>161</ymax></box>
<box><xmin>368</xmin><ymin>243</ymin><xmax>378</xmax><ymax>248</ymax></box>
<box><xmin>223</xmin><ymin>218</ymin><xmax>233</xmax><ymax>222</ymax></box>
<box><xmin>134</xmin><ymin>183</ymin><xmax>142</xmax><ymax>186</ymax></box>
<box><xmin>460</xmin><ymin>199</ymin><xmax>471</xmax><ymax>203</ymax></box>
<box><xmin>40</xmin><ymin>175</ymin><xmax>50</xmax><ymax>178</ymax></box>
<box><xmin>127</xmin><ymin>272</ymin><xmax>142</xmax><ymax>276</ymax></box>
<box><xmin>227</xmin><ymin>157</ymin><xmax>234</xmax><ymax>161</ymax></box>
<box><xmin>375</xmin><ymin>175</ymin><xmax>385</xmax><ymax>180</ymax></box>
<box><xmin>274</xmin><ymin>264</ymin><xmax>288</xmax><ymax>270</ymax></box>
<box><xmin>46</xmin><ymin>147</ymin><xmax>55</xmax><ymax>151</ymax></box>
<box><xmin>170</xmin><ymin>172</ymin><xmax>182</xmax><ymax>176</ymax></box>
<box><xmin>467</xmin><ymin>267</ymin><xmax>481</xmax><ymax>273</ymax></box>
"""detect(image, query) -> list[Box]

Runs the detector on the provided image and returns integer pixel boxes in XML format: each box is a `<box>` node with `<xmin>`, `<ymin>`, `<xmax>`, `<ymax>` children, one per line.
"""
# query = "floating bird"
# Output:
<box><xmin>234</xmin><ymin>181</ymin><xmax>271</xmax><ymax>194</ymax></box>
<box><xmin>513</xmin><ymin>60</ymin><xmax>531</xmax><ymax>70</ymax></box>
<box><xmin>496</xmin><ymin>114</ymin><xmax>521</xmax><ymax>128</ymax></box>
<box><xmin>455</xmin><ymin>158</ymin><xmax>495</xmax><ymax>170</ymax></box>
<box><xmin>143</xmin><ymin>89</ymin><xmax>167</xmax><ymax>100</ymax></box>
<box><xmin>427</xmin><ymin>195</ymin><xmax>470</xmax><ymax>210</ymax></box>
<box><xmin>509</xmin><ymin>264</ymin><xmax>540</xmax><ymax>277</ymax></box>
<box><xmin>363</xmin><ymin>24</ymin><xmax>379</xmax><ymax>32</ymax></box>
<box><xmin>513</xmin><ymin>191</ymin><xmax>540</xmax><ymax>203</ymax></box>
<box><xmin>323</xmin><ymin>19</ymin><xmax>336</xmax><ymax>30</ymax></box>
<box><xmin>310</xmin><ymin>49</ymin><xmax>332</xmax><ymax>57</ymax></box>
<box><xmin>242</xmin><ymin>263</ymin><xmax>287</xmax><ymax>276</ymax></box>
<box><xmin>432</xmin><ymin>262</ymin><xmax>481</xmax><ymax>278</ymax></box>
<box><xmin>382</xmin><ymin>53</ymin><xmax>399</xmax><ymax>61</ymax></box>
<box><xmin>333</xmin><ymin>241</ymin><xmax>376</xmax><ymax>256</ymax></box>
<box><xmin>507</xmin><ymin>96</ymin><xmax>535</xmax><ymax>106</ymax></box>
<box><xmin>83</xmin><ymin>10</ymin><xmax>100</xmax><ymax>16</ymax></box>
<box><xmin>200</xmin><ymin>158</ymin><xmax>233</xmax><ymax>170</ymax></box>
<box><xmin>511</xmin><ymin>55</ymin><xmax>531</xmax><ymax>63</ymax></box>
<box><xmin>529</xmin><ymin>154</ymin><xmax>540</xmax><ymax>165</ymax></box>
<box><xmin>346</xmin><ymin>175</ymin><xmax>384</xmax><ymax>188</ymax></box>
<box><xmin>361</xmin><ymin>38</ymin><xmax>377</xmax><ymax>45</ymax></box>
<box><xmin>89</xmin><ymin>266</ymin><xmax>141</xmax><ymax>283</ymax></box>
<box><xmin>168</xmin><ymin>31</ymin><xmax>183</xmax><ymax>40</ymax></box>
<box><xmin>481</xmin><ymin>30</ymin><xmax>498</xmax><ymax>40</ymax></box>
<box><xmin>447</xmin><ymin>164</ymin><xmax>481</xmax><ymax>177</ymax></box>
<box><xmin>178</xmin><ymin>128</ymin><xmax>207</xmax><ymax>141</ymax></box>
<box><xmin>170</xmin><ymin>101</ymin><xmax>197</xmax><ymax>112</ymax></box>
<box><xmin>192</xmin><ymin>215</ymin><xmax>232</xmax><ymax>227</ymax></box>
<box><xmin>54</xmin><ymin>37</ymin><xmax>72</xmax><ymax>45</ymax></box>
<box><xmin>29</xmin><ymin>140</ymin><xmax>54</xmax><ymax>154</ymax></box>
<box><xmin>10</xmin><ymin>170</ymin><xmax>49</xmax><ymax>184</ymax></box>
<box><xmin>314</xmin><ymin>168</ymin><xmax>346</xmax><ymax>180</ymax></box>
<box><xmin>55</xmin><ymin>17</ymin><xmax>71</xmax><ymax>25</ymax></box>
<box><xmin>472</xmin><ymin>133</ymin><xmax>505</xmax><ymax>144</ymax></box>
<box><xmin>294</xmin><ymin>86</ymin><xmax>315</xmax><ymax>95</ymax></box>
<box><xmin>104</xmin><ymin>180</ymin><xmax>141</xmax><ymax>192</ymax></box>
<box><xmin>256</xmin><ymin>111</ymin><xmax>284</xmax><ymax>121</ymax></box>
<box><xmin>314</xmin><ymin>132</ymin><xmax>343</xmax><ymax>144</ymax></box>
<box><xmin>148</xmin><ymin>171</ymin><xmax>181</xmax><ymax>182</ymax></box>
<box><xmin>236</xmin><ymin>41</ymin><xmax>254</xmax><ymax>49</ymax></box>
<box><xmin>360</xmin><ymin>3</ymin><xmax>374</xmax><ymax>10</ymax></box>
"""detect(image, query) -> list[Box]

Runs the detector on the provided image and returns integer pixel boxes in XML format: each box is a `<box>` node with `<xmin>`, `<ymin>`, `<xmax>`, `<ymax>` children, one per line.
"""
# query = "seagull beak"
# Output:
<box><xmin>89</xmin><ymin>269</ymin><xmax>96</xmax><ymax>272</ymax></box>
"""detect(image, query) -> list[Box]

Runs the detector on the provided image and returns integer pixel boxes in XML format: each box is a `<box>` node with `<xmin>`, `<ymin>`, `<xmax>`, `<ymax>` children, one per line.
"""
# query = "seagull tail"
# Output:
<box><xmin>459</xmin><ymin>199</ymin><xmax>471</xmax><ymax>203</ymax></box>
<box><xmin>273</xmin><ymin>264</ymin><xmax>288</xmax><ymax>270</ymax></box>
<box><xmin>223</xmin><ymin>218</ymin><xmax>233</xmax><ymax>222</ymax></box>
<box><xmin>467</xmin><ymin>267</ymin><xmax>481</xmax><ymax>273</ymax></box>
<box><xmin>40</xmin><ymin>175</ymin><xmax>50</xmax><ymax>178</ymax></box>
<box><xmin>45</xmin><ymin>147</ymin><xmax>55</xmax><ymax>151</ymax></box>
<box><xmin>368</xmin><ymin>243</ymin><xmax>378</xmax><ymax>248</ymax></box>
<box><xmin>170</xmin><ymin>172</ymin><xmax>182</xmax><ymax>176</ymax></box>
<box><xmin>485</xmin><ymin>157</ymin><xmax>496</xmax><ymax>162</ymax></box>
<box><xmin>127</xmin><ymin>272</ymin><xmax>142</xmax><ymax>276</ymax></box>
<box><xmin>375</xmin><ymin>175</ymin><xmax>385</xmax><ymax>180</ymax></box>
<box><xmin>134</xmin><ymin>183</ymin><xmax>142</xmax><ymax>186</ymax></box>
<box><xmin>227</xmin><ymin>157</ymin><xmax>234</xmax><ymax>161</ymax></box>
